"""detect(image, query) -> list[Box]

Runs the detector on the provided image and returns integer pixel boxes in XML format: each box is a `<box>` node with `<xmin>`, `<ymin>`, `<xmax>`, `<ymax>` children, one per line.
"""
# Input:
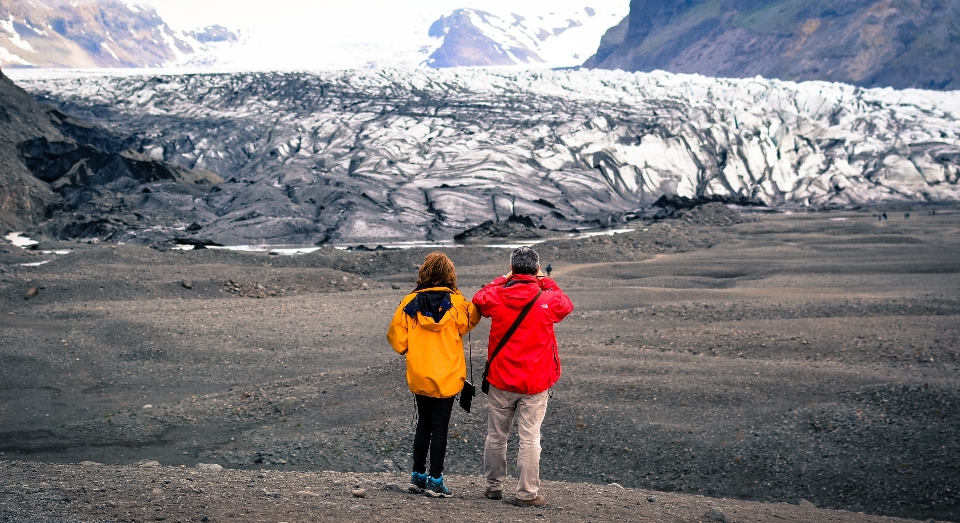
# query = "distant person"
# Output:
<box><xmin>905</xmin><ymin>212</ymin><xmax>910</xmax><ymax>219</ymax></box>
<box><xmin>387</xmin><ymin>252</ymin><xmax>480</xmax><ymax>498</ymax></box>
<box><xmin>545</xmin><ymin>263</ymin><xmax>552</xmax><ymax>277</ymax></box>
<box><xmin>472</xmin><ymin>246</ymin><xmax>574</xmax><ymax>507</ymax></box>
<box><xmin>883</xmin><ymin>212</ymin><xmax>888</xmax><ymax>220</ymax></box>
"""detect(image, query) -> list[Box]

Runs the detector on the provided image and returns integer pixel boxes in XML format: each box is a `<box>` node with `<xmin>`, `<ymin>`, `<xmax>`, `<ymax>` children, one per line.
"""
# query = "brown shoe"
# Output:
<box><xmin>508</xmin><ymin>495</ymin><xmax>546</xmax><ymax>507</ymax></box>
<box><xmin>484</xmin><ymin>488</ymin><xmax>503</xmax><ymax>500</ymax></box>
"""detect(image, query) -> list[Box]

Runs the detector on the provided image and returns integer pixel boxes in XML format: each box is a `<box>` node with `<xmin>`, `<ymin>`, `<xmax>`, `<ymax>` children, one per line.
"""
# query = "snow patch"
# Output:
<box><xmin>0</xmin><ymin>18</ymin><xmax>35</xmax><ymax>52</ymax></box>
<box><xmin>0</xmin><ymin>45</ymin><xmax>31</xmax><ymax>65</ymax></box>
<box><xmin>101</xmin><ymin>42</ymin><xmax>121</xmax><ymax>62</ymax></box>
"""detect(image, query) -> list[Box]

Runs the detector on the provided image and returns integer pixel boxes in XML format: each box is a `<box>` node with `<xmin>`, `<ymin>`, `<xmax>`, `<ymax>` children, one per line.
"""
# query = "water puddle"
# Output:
<box><xmin>268</xmin><ymin>247</ymin><xmax>322</xmax><ymax>255</ymax></box>
<box><xmin>4</xmin><ymin>232</ymin><xmax>38</xmax><ymax>248</ymax></box>
<box><xmin>20</xmin><ymin>260</ymin><xmax>51</xmax><ymax>267</ymax></box>
<box><xmin>4</xmin><ymin>233</ymin><xmax>71</xmax><ymax>262</ymax></box>
<box><xmin>176</xmin><ymin>227</ymin><xmax>640</xmax><ymax>255</ymax></box>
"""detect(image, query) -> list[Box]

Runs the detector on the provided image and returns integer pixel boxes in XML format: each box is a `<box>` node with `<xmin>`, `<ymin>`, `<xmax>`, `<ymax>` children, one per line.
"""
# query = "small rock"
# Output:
<box><xmin>139</xmin><ymin>460</ymin><xmax>161</xmax><ymax>468</ymax></box>
<box><xmin>142</xmin><ymin>404</ymin><xmax>153</xmax><ymax>410</ymax></box>
<box><xmin>391</xmin><ymin>283</ymin><xmax>401</xmax><ymax>290</ymax></box>
<box><xmin>608</xmin><ymin>482</ymin><xmax>624</xmax><ymax>490</ymax></box>
<box><xmin>296</xmin><ymin>491</ymin><xmax>320</xmax><ymax>497</ymax></box>
<box><xmin>181</xmin><ymin>280</ymin><xmax>192</xmax><ymax>289</ymax></box>
<box><xmin>382</xmin><ymin>483</ymin><xmax>404</xmax><ymax>492</ymax></box>
<box><xmin>24</xmin><ymin>286</ymin><xmax>38</xmax><ymax>300</ymax></box>
<box><xmin>152</xmin><ymin>488</ymin><xmax>163</xmax><ymax>495</ymax></box>
<box><xmin>799</xmin><ymin>498</ymin><xmax>817</xmax><ymax>509</ymax></box>
<box><xmin>197</xmin><ymin>463</ymin><xmax>223</xmax><ymax>471</ymax></box>
<box><xmin>647</xmin><ymin>496</ymin><xmax>656</xmax><ymax>503</ymax></box>
<box><xmin>374</xmin><ymin>459</ymin><xmax>400</xmax><ymax>473</ymax></box>
<box><xmin>200</xmin><ymin>517</ymin><xmax>209</xmax><ymax>523</ymax></box>
<box><xmin>704</xmin><ymin>507</ymin><xmax>730</xmax><ymax>523</ymax></box>
<box><xmin>352</xmin><ymin>488</ymin><xmax>367</xmax><ymax>498</ymax></box>
<box><xmin>108</xmin><ymin>500</ymin><xmax>117</xmax><ymax>507</ymax></box>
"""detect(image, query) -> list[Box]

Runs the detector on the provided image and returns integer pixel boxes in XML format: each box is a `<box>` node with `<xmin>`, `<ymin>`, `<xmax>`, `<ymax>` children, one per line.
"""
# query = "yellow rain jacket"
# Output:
<box><xmin>387</xmin><ymin>286</ymin><xmax>481</xmax><ymax>398</ymax></box>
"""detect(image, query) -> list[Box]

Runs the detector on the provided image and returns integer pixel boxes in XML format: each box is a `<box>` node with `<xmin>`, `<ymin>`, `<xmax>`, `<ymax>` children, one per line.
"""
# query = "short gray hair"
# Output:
<box><xmin>510</xmin><ymin>246</ymin><xmax>540</xmax><ymax>275</ymax></box>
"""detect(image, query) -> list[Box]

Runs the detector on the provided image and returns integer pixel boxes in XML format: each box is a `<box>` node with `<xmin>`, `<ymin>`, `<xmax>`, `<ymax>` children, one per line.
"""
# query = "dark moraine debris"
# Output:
<box><xmin>454</xmin><ymin>214</ymin><xmax>562</xmax><ymax>242</ymax></box>
<box><xmin>0</xmin><ymin>67</ymin><xmax>224</xmax><ymax>243</ymax></box>
<box><xmin>672</xmin><ymin>202</ymin><xmax>751</xmax><ymax>227</ymax></box>
<box><xmin>652</xmin><ymin>194</ymin><xmax>765</xmax><ymax>219</ymax></box>
<box><xmin>168</xmin><ymin>238</ymin><xmax>224</xmax><ymax>249</ymax></box>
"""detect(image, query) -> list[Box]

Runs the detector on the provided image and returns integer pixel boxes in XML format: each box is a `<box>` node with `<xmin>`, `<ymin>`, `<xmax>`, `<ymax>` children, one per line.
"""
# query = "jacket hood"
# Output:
<box><xmin>404</xmin><ymin>286</ymin><xmax>456</xmax><ymax>331</ymax></box>
<box><xmin>497</xmin><ymin>275</ymin><xmax>543</xmax><ymax>308</ymax></box>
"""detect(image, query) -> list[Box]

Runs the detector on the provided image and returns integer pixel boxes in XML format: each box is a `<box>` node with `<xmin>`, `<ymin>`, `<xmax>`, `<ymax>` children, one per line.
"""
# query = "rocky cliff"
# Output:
<box><xmin>13</xmin><ymin>67</ymin><xmax>960</xmax><ymax>246</ymax></box>
<box><xmin>584</xmin><ymin>0</ymin><xmax>960</xmax><ymax>90</ymax></box>
<box><xmin>0</xmin><ymin>67</ymin><xmax>221</xmax><ymax>236</ymax></box>
<box><xmin>0</xmin><ymin>0</ymin><xmax>236</xmax><ymax>68</ymax></box>
<box><xmin>0</xmin><ymin>67</ymin><xmax>58</xmax><ymax>231</ymax></box>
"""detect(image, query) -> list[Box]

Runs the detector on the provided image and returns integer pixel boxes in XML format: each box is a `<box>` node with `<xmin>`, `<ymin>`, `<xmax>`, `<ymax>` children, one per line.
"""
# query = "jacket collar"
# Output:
<box><xmin>504</xmin><ymin>274</ymin><xmax>540</xmax><ymax>287</ymax></box>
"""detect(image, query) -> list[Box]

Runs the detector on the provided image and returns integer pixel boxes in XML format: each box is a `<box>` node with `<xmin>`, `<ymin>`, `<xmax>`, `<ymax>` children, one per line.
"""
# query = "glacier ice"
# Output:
<box><xmin>11</xmin><ymin>67</ymin><xmax>960</xmax><ymax>244</ymax></box>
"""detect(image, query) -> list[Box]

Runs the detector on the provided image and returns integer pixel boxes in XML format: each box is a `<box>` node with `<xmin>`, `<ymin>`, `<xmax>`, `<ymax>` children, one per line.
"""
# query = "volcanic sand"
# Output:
<box><xmin>1</xmin><ymin>207</ymin><xmax>959</xmax><ymax>522</ymax></box>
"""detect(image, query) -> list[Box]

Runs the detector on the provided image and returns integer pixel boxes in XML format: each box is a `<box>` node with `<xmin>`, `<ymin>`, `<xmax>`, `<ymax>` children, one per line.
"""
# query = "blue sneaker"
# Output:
<box><xmin>425</xmin><ymin>475</ymin><xmax>452</xmax><ymax>498</ymax></box>
<box><xmin>408</xmin><ymin>471</ymin><xmax>427</xmax><ymax>493</ymax></box>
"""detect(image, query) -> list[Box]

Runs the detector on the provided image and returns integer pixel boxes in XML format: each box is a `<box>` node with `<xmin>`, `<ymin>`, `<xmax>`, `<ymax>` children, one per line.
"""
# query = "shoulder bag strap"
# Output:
<box><xmin>482</xmin><ymin>288</ymin><xmax>543</xmax><ymax>380</ymax></box>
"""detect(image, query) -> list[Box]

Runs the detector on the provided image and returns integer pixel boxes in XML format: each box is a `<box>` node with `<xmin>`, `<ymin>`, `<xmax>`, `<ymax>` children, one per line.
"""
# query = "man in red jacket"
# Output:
<box><xmin>472</xmin><ymin>246</ymin><xmax>574</xmax><ymax>507</ymax></box>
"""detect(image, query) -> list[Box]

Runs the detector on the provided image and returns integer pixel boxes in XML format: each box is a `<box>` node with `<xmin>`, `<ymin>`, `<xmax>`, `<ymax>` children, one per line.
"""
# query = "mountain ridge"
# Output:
<box><xmin>0</xmin><ymin>0</ymin><xmax>237</xmax><ymax>69</ymax></box>
<box><xmin>425</xmin><ymin>6</ymin><xmax>626</xmax><ymax>68</ymax></box>
<box><xmin>584</xmin><ymin>0</ymin><xmax>960</xmax><ymax>90</ymax></box>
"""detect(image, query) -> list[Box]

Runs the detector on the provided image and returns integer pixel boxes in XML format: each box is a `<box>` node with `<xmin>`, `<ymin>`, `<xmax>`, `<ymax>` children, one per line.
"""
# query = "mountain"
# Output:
<box><xmin>425</xmin><ymin>6</ymin><xmax>625</xmax><ymax>68</ymax></box>
<box><xmin>10</xmin><ymin>68</ymin><xmax>959</xmax><ymax>246</ymax></box>
<box><xmin>584</xmin><ymin>0</ymin><xmax>960</xmax><ymax>90</ymax></box>
<box><xmin>0</xmin><ymin>0</ymin><xmax>237</xmax><ymax>69</ymax></box>
<box><xmin>0</xmin><ymin>66</ymin><xmax>221</xmax><ymax>236</ymax></box>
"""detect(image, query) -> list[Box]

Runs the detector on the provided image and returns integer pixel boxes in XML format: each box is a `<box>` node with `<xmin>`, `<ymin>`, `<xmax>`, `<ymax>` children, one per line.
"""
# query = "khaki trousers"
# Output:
<box><xmin>483</xmin><ymin>386</ymin><xmax>549</xmax><ymax>500</ymax></box>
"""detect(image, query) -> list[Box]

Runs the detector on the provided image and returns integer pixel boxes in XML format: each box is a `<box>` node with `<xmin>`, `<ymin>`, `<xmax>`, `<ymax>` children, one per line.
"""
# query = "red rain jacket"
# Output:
<box><xmin>472</xmin><ymin>274</ymin><xmax>574</xmax><ymax>395</ymax></box>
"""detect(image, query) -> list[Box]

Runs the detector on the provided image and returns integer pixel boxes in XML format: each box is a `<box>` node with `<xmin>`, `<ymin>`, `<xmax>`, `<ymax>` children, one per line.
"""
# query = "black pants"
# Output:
<box><xmin>413</xmin><ymin>394</ymin><xmax>455</xmax><ymax>478</ymax></box>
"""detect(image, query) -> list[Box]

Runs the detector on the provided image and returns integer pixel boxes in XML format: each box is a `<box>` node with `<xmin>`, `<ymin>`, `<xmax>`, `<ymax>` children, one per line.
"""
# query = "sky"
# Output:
<box><xmin>138</xmin><ymin>0</ymin><xmax>629</xmax><ymax>69</ymax></box>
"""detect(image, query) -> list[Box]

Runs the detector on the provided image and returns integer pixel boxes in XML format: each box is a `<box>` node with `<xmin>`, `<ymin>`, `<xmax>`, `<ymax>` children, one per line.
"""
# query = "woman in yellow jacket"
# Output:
<box><xmin>387</xmin><ymin>251</ymin><xmax>480</xmax><ymax>498</ymax></box>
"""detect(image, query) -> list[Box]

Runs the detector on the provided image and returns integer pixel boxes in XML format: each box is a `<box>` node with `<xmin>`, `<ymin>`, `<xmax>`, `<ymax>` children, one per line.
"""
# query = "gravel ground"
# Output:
<box><xmin>2</xmin><ymin>205</ymin><xmax>959</xmax><ymax>522</ymax></box>
<box><xmin>0</xmin><ymin>460</ymin><xmax>930</xmax><ymax>523</ymax></box>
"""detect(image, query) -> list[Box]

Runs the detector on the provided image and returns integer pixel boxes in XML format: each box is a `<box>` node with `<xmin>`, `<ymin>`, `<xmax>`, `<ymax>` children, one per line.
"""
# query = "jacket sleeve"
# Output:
<box><xmin>472</xmin><ymin>275</ymin><xmax>508</xmax><ymax>317</ymax></box>
<box><xmin>461</xmin><ymin>300</ymin><xmax>481</xmax><ymax>335</ymax></box>
<box><xmin>539</xmin><ymin>277</ymin><xmax>574</xmax><ymax>323</ymax></box>
<box><xmin>449</xmin><ymin>292</ymin><xmax>481</xmax><ymax>335</ymax></box>
<box><xmin>386</xmin><ymin>300</ymin><xmax>411</xmax><ymax>355</ymax></box>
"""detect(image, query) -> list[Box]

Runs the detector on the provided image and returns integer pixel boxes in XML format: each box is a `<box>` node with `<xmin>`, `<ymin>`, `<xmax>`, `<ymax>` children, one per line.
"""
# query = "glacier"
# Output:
<box><xmin>9</xmin><ymin>67</ymin><xmax>960</xmax><ymax>245</ymax></box>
